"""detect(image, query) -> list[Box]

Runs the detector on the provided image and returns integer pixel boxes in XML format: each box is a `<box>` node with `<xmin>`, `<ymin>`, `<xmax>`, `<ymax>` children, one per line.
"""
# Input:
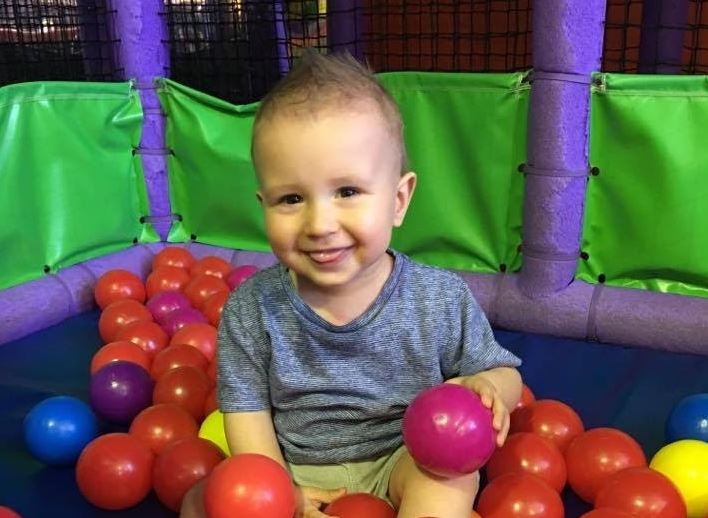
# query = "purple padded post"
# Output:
<box><xmin>638</xmin><ymin>0</ymin><xmax>690</xmax><ymax>74</ymax></box>
<box><xmin>109</xmin><ymin>0</ymin><xmax>172</xmax><ymax>240</ymax></box>
<box><xmin>326</xmin><ymin>0</ymin><xmax>364</xmax><ymax>60</ymax></box>
<box><xmin>520</xmin><ymin>2</ymin><xmax>606</xmax><ymax>297</ymax></box>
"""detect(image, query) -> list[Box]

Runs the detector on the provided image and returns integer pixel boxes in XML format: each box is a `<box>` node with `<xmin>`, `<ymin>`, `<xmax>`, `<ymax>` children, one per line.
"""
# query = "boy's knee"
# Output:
<box><xmin>180</xmin><ymin>479</ymin><xmax>206</xmax><ymax>518</ymax></box>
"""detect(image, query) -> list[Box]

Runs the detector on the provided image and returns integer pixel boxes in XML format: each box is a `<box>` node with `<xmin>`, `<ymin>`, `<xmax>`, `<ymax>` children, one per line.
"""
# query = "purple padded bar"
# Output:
<box><xmin>109</xmin><ymin>0</ymin><xmax>172</xmax><ymax>240</ymax></box>
<box><xmin>638</xmin><ymin>0</ymin><xmax>690</xmax><ymax>74</ymax></box>
<box><xmin>327</xmin><ymin>0</ymin><xmax>364</xmax><ymax>60</ymax></box>
<box><xmin>520</xmin><ymin>2</ymin><xmax>605</xmax><ymax>297</ymax></box>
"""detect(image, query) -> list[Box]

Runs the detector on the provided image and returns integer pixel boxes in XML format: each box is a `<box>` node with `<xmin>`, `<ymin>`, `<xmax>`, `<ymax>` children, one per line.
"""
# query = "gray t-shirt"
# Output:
<box><xmin>217</xmin><ymin>250</ymin><xmax>521</xmax><ymax>464</ymax></box>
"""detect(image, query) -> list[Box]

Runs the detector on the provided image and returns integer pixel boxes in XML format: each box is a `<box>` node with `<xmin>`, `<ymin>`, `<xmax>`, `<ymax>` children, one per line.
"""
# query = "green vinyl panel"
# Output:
<box><xmin>0</xmin><ymin>81</ymin><xmax>157</xmax><ymax>291</ymax></box>
<box><xmin>579</xmin><ymin>74</ymin><xmax>708</xmax><ymax>297</ymax></box>
<box><xmin>381</xmin><ymin>72</ymin><xmax>527</xmax><ymax>272</ymax></box>
<box><xmin>158</xmin><ymin>79</ymin><xmax>269</xmax><ymax>252</ymax></box>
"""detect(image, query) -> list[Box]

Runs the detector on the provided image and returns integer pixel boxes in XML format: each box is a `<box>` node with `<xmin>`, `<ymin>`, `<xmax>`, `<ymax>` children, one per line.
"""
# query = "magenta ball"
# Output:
<box><xmin>146</xmin><ymin>291</ymin><xmax>192</xmax><ymax>324</ymax></box>
<box><xmin>89</xmin><ymin>361</ymin><xmax>153</xmax><ymax>424</ymax></box>
<box><xmin>403</xmin><ymin>384</ymin><xmax>496</xmax><ymax>477</ymax></box>
<box><xmin>226</xmin><ymin>265</ymin><xmax>258</xmax><ymax>290</ymax></box>
<box><xmin>161</xmin><ymin>307</ymin><xmax>208</xmax><ymax>336</ymax></box>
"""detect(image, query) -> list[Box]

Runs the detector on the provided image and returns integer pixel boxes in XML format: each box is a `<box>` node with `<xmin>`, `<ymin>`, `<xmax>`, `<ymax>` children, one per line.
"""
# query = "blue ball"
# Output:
<box><xmin>24</xmin><ymin>396</ymin><xmax>99</xmax><ymax>466</ymax></box>
<box><xmin>665</xmin><ymin>393</ymin><xmax>708</xmax><ymax>443</ymax></box>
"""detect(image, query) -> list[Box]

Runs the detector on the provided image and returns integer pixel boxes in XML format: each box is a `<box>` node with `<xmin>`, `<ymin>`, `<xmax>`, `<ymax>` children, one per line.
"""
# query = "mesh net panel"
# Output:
<box><xmin>603</xmin><ymin>0</ymin><xmax>643</xmax><ymax>72</ymax></box>
<box><xmin>684</xmin><ymin>0</ymin><xmax>708</xmax><ymax>73</ymax></box>
<box><xmin>0</xmin><ymin>0</ymin><xmax>117</xmax><ymax>85</ymax></box>
<box><xmin>165</xmin><ymin>0</ymin><xmax>533</xmax><ymax>104</ymax></box>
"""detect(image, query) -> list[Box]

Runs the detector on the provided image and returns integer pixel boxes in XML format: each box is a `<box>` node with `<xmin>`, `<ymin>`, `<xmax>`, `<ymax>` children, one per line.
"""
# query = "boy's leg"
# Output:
<box><xmin>388</xmin><ymin>449</ymin><xmax>479</xmax><ymax>518</ymax></box>
<box><xmin>180</xmin><ymin>479</ymin><xmax>206</xmax><ymax>518</ymax></box>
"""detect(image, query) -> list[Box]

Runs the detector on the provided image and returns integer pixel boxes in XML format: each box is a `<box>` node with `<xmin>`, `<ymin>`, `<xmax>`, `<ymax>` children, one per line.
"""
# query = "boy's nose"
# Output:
<box><xmin>304</xmin><ymin>202</ymin><xmax>338</xmax><ymax>237</ymax></box>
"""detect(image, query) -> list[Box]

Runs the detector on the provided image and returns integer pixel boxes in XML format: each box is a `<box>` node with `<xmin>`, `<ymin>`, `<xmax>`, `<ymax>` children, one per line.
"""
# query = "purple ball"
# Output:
<box><xmin>89</xmin><ymin>361</ymin><xmax>153</xmax><ymax>424</ymax></box>
<box><xmin>226</xmin><ymin>265</ymin><xmax>259</xmax><ymax>291</ymax></box>
<box><xmin>146</xmin><ymin>290</ymin><xmax>192</xmax><ymax>324</ymax></box>
<box><xmin>161</xmin><ymin>307</ymin><xmax>208</xmax><ymax>336</ymax></box>
<box><xmin>402</xmin><ymin>383</ymin><xmax>496</xmax><ymax>477</ymax></box>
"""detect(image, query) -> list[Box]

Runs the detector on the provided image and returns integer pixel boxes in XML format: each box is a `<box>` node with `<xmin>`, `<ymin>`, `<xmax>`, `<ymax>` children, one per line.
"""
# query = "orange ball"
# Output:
<box><xmin>579</xmin><ymin>510</ymin><xmax>634</xmax><ymax>518</ymax></box>
<box><xmin>324</xmin><ymin>493</ymin><xmax>396</xmax><ymax>518</ymax></box>
<box><xmin>0</xmin><ymin>506</ymin><xmax>22</xmax><ymax>518</ymax></box>
<box><xmin>151</xmin><ymin>343</ymin><xmax>209</xmax><ymax>381</ymax></box>
<box><xmin>515</xmin><ymin>384</ymin><xmax>536</xmax><ymax>411</ymax></box>
<box><xmin>129</xmin><ymin>403</ymin><xmax>199</xmax><ymax>455</ymax></box>
<box><xmin>98</xmin><ymin>299</ymin><xmax>153</xmax><ymax>343</ymax></box>
<box><xmin>115</xmin><ymin>320</ymin><xmax>169</xmax><ymax>358</ymax></box>
<box><xmin>146</xmin><ymin>266</ymin><xmax>191</xmax><ymax>299</ymax></box>
<box><xmin>94</xmin><ymin>269</ymin><xmax>145</xmax><ymax>310</ymax></box>
<box><xmin>477</xmin><ymin>472</ymin><xmax>564</xmax><ymax>518</ymax></box>
<box><xmin>184</xmin><ymin>274</ymin><xmax>229</xmax><ymax>309</ymax></box>
<box><xmin>510</xmin><ymin>399</ymin><xmax>584</xmax><ymax>453</ymax></box>
<box><xmin>207</xmin><ymin>361</ymin><xmax>217</xmax><ymax>384</ymax></box>
<box><xmin>202</xmin><ymin>291</ymin><xmax>229</xmax><ymax>327</ymax></box>
<box><xmin>153</xmin><ymin>366</ymin><xmax>211</xmax><ymax>421</ymax></box>
<box><xmin>190</xmin><ymin>256</ymin><xmax>232</xmax><ymax>279</ymax></box>
<box><xmin>203</xmin><ymin>388</ymin><xmax>218</xmax><ymax>417</ymax></box>
<box><xmin>153</xmin><ymin>247</ymin><xmax>195</xmax><ymax>271</ymax></box>
<box><xmin>91</xmin><ymin>340</ymin><xmax>152</xmax><ymax>375</ymax></box>
<box><xmin>170</xmin><ymin>323</ymin><xmax>218</xmax><ymax>363</ymax></box>
<box><xmin>565</xmin><ymin>427</ymin><xmax>646</xmax><ymax>504</ymax></box>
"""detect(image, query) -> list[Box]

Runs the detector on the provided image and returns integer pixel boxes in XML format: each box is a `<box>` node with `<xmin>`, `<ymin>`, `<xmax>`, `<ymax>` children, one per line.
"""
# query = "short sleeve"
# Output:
<box><xmin>440</xmin><ymin>281</ymin><xmax>521</xmax><ymax>379</ymax></box>
<box><xmin>216</xmin><ymin>288</ymin><xmax>272</xmax><ymax>412</ymax></box>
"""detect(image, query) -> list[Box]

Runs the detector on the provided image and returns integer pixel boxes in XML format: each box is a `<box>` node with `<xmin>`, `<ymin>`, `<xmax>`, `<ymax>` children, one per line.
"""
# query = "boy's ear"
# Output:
<box><xmin>393</xmin><ymin>171</ymin><xmax>417</xmax><ymax>227</ymax></box>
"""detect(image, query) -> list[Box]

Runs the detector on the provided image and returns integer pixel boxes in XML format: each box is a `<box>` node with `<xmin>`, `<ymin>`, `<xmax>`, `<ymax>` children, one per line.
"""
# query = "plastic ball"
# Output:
<box><xmin>98</xmin><ymin>299</ymin><xmax>153</xmax><ymax>343</ymax></box>
<box><xmin>594</xmin><ymin>466</ymin><xmax>686</xmax><ymax>518</ymax></box>
<box><xmin>650</xmin><ymin>439</ymin><xmax>708</xmax><ymax>518</ymax></box>
<box><xmin>514</xmin><ymin>383</ymin><xmax>536</xmax><ymax>411</ymax></box>
<box><xmin>23</xmin><ymin>396</ymin><xmax>98</xmax><ymax>466</ymax></box>
<box><xmin>0</xmin><ymin>506</ymin><xmax>22</xmax><ymax>518</ymax></box>
<box><xmin>90</xmin><ymin>340</ymin><xmax>152</xmax><ymax>375</ymax></box>
<box><xmin>403</xmin><ymin>384</ymin><xmax>496</xmax><ymax>477</ymax></box>
<box><xmin>203</xmin><ymin>453</ymin><xmax>296</xmax><ymax>518</ymax></box>
<box><xmin>115</xmin><ymin>320</ymin><xmax>169</xmax><ymax>358</ymax></box>
<box><xmin>146</xmin><ymin>290</ymin><xmax>192</xmax><ymax>324</ymax></box>
<box><xmin>89</xmin><ymin>361</ymin><xmax>153</xmax><ymax>424</ymax></box>
<box><xmin>485</xmin><ymin>432</ymin><xmax>567</xmax><ymax>492</ymax></box>
<box><xmin>202</xmin><ymin>290</ymin><xmax>229</xmax><ymax>327</ymax></box>
<box><xmin>162</xmin><ymin>307</ymin><xmax>208</xmax><ymax>337</ymax></box>
<box><xmin>145</xmin><ymin>266</ymin><xmax>191</xmax><ymax>299</ymax></box>
<box><xmin>75</xmin><ymin>433</ymin><xmax>154</xmax><ymax>510</ymax></box>
<box><xmin>152</xmin><ymin>437</ymin><xmax>224</xmax><ymax>512</ymax></box>
<box><xmin>153</xmin><ymin>365</ymin><xmax>211</xmax><ymax>421</ymax></box>
<box><xmin>203</xmin><ymin>388</ymin><xmax>218</xmax><ymax>417</ymax></box>
<box><xmin>226</xmin><ymin>265</ymin><xmax>258</xmax><ymax>290</ymax></box>
<box><xmin>169</xmin><ymin>323</ymin><xmax>217</xmax><ymax>362</ymax></box>
<box><xmin>565</xmin><ymin>427</ymin><xmax>646</xmax><ymax>504</ymax></box>
<box><xmin>190</xmin><ymin>256</ymin><xmax>232</xmax><ymax>279</ymax></box>
<box><xmin>666</xmin><ymin>393</ymin><xmax>708</xmax><ymax>443</ymax></box>
<box><xmin>476</xmin><ymin>472</ymin><xmax>564</xmax><ymax>518</ymax></box>
<box><xmin>151</xmin><ymin>343</ymin><xmax>209</xmax><ymax>381</ymax></box>
<box><xmin>94</xmin><ymin>269</ymin><xmax>145</xmax><ymax>310</ymax></box>
<box><xmin>324</xmin><ymin>493</ymin><xmax>396</xmax><ymax>518</ymax></box>
<box><xmin>199</xmin><ymin>409</ymin><xmax>230</xmax><ymax>456</ymax></box>
<box><xmin>184</xmin><ymin>274</ymin><xmax>229</xmax><ymax>309</ymax></box>
<box><xmin>153</xmin><ymin>246</ymin><xmax>195</xmax><ymax>271</ymax></box>
<box><xmin>579</xmin><ymin>510</ymin><xmax>634</xmax><ymax>518</ymax></box>
<box><xmin>510</xmin><ymin>399</ymin><xmax>585</xmax><ymax>453</ymax></box>
<box><xmin>129</xmin><ymin>403</ymin><xmax>198</xmax><ymax>454</ymax></box>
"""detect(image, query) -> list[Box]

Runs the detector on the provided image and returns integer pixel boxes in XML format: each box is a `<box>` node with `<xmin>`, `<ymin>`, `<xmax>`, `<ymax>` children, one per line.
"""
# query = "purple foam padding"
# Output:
<box><xmin>110</xmin><ymin>0</ymin><xmax>172</xmax><ymax>240</ymax></box>
<box><xmin>182</xmin><ymin>243</ymin><xmax>278</xmax><ymax>270</ymax></box>
<box><xmin>326</xmin><ymin>0</ymin><xmax>364</xmax><ymax>59</ymax></box>
<box><xmin>520</xmin><ymin>1</ymin><xmax>605</xmax><ymax>297</ymax></box>
<box><xmin>274</xmin><ymin>1</ymin><xmax>291</xmax><ymax>76</ymax></box>
<box><xmin>638</xmin><ymin>0</ymin><xmax>689</xmax><ymax>74</ymax></box>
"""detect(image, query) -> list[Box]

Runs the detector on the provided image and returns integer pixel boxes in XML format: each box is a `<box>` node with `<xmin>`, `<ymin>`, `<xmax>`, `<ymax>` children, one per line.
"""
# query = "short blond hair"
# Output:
<box><xmin>252</xmin><ymin>50</ymin><xmax>408</xmax><ymax>174</ymax></box>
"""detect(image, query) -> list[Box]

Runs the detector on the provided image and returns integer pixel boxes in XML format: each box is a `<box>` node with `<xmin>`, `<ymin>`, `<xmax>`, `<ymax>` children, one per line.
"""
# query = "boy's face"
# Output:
<box><xmin>254</xmin><ymin>106</ymin><xmax>416</xmax><ymax>295</ymax></box>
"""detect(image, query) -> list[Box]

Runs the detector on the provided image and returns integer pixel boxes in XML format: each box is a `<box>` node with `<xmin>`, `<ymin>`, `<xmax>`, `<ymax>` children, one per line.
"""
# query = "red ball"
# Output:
<box><xmin>75</xmin><ymin>433</ymin><xmax>154</xmax><ymax>510</ymax></box>
<box><xmin>190</xmin><ymin>256</ymin><xmax>232</xmax><ymax>280</ymax></box>
<box><xmin>594</xmin><ymin>466</ymin><xmax>686</xmax><ymax>518</ymax></box>
<box><xmin>153</xmin><ymin>437</ymin><xmax>224</xmax><ymax>512</ymax></box>
<box><xmin>580</xmin><ymin>510</ymin><xmax>634</xmax><ymax>518</ymax></box>
<box><xmin>477</xmin><ymin>472</ymin><xmax>564</xmax><ymax>518</ymax></box>
<box><xmin>169</xmin><ymin>323</ymin><xmax>218</xmax><ymax>363</ymax></box>
<box><xmin>324</xmin><ymin>493</ymin><xmax>396</xmax><ymax>518</ymax></box>
<box><xmin>510</xmin><ymin>399</ymin><xmax>585</xmax><ymax>453</ymax></box>
<box><xmin>203</xmin><ymin>454</ymin><xmax>296</xmax><ymax>518</ymax></box>
<box><xmin>98</xmin><ymin>299</ymin><xmax>153</xmax><ymax>343</ymax></box>
<box><xmin>115</xmin><ymin>320</ymin><xmax>169</xmax><ymax>358</ymax></box>
<box><xmin>94</xmin><ymin>269</ymin><xmax>145</xmax><ymax>310</ymax></box>
<box><xmin>129</xmin><ymin>403</ymin><xmax>199</xmax><ymax>454</ymax></box>
<box><xmin>0</xmin><ymin>506</ymin><xmax>22</xmax><ymax>518</ymax></box>
<box><xmin>485</xmin><ymin>432</ymin><xmax>567</xmax><ymax>492</ymax></box>
<box><xmin>565</xmin><ymin>427</ymin><xmax>646</xmax><ymax>504</ymax></box>
<box><xmin>151</xmin><ymin>343</ymin><xmax>209</xmax><ymax>381</ymax></box>
<box><xmin>515</xmin><ymin>384</ymin><xmax>536</xmax><ymax>411</ymax></box>
<box><xmin>146</xmin><ymin>266</ymin><xmax>191</xmax><ymax>299</ymax></box>
<box><xmin>153</xmin><ymin>246</ymin><xmax>195</xmax><ymax>271</ymax></box>
<box><xmin>202</xmin><ymin>291</ymin><xmax>229</xmax><ymax>327</ymax></box>
<box><xmin>162</xmin><ymin>307</ymin><xmax>208</xmax><ymax>337</ymax></box>
<box><xmin>153</xmin><ymin>366</ymin><xmax>211</xmax><ymax>421</ymax></box>
<box><xmin>90</xmin><ymin>340</ymin><xmax>152</xmax><ymax>375</ymax></box>
<box><xmin>184</xmin><ymin>274</ymin><xmax>229</xmax><ymax>309</ymax></box>
<box><xmin>204</xmin><ymin>388</ymin><xmax>218</xmax><ymax>416</ymax></box>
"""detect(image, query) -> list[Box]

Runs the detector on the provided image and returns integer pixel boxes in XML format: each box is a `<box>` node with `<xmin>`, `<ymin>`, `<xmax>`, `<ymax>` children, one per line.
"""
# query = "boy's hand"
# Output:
<box><xmin>295</xmin><ymin>485</ymin><xmax>346</xmax><ymax>518</ymax></box>
<box><xmin>446</xmin><ymin>375</ymin><xmax>511</xmax><ymax>447</ymax></box>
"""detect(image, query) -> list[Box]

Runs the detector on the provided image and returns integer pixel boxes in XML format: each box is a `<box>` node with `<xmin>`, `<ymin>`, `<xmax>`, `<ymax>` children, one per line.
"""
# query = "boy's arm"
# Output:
<box><xmin>223</xmin><ymin>410</ymin><xmax>287</xmax><ymax>468</ymax></box>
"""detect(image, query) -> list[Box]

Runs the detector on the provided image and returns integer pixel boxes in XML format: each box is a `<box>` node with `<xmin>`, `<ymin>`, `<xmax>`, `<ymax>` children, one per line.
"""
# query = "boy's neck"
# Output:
<box><xmin>291</xmin><ymin>252</ymin><xmax>394</xmax><ymax>326</ymax></box>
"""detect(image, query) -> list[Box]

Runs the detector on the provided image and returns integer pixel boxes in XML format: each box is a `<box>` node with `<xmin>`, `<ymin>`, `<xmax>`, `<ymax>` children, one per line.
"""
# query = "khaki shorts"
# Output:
<box><xmin>288</xmin><ymin>446</ymin><xmax>407</xmax><ymax>505</ymax></box>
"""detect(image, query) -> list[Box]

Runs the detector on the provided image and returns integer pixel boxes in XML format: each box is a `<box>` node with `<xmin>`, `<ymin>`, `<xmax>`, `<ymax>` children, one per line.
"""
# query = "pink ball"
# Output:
<box><xmin>403</xmin><ymin>384</ymin><xmax>495</xmax><ymax>477</ymax></box>
<box><xmin>226</xmin><ymin>265</ymin><xmax>259</xmax><ymax>291</ymax></box>
<box><xmin>162</xmin><ymin>307</ymin><xmax>208</xmax><ymax>337</ymax></box>
<box><xmin>146</xmin><ymin>291</ymin><xmax>192</xmax><ymax>324</ymax></box>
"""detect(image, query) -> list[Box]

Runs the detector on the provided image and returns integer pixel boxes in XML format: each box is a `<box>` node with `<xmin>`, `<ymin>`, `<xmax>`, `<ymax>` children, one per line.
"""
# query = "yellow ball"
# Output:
<box><xmin>650</xmin><ymin>439</ymin><xmax>708</xmax><ymax>518</ymax></box>
<box><xmin>198</xmin><ymin>410</ymin><xmax>230</xmax><ymax>456</ymax></box>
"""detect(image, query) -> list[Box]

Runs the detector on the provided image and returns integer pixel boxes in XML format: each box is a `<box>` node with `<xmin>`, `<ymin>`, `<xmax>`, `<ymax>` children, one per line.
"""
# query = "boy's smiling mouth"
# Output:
<box><xmin>306</xmin><ymin>247</ymin><xmax>352</xmax><ymax>264</ymax></box>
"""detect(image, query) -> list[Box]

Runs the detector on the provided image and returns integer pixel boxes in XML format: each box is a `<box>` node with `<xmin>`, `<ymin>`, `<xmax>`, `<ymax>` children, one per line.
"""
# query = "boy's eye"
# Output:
<box><xmin>279</xmin><ymin>194</ymin><xmax>302</xmax><ymax>205</ymax></box>
<box><xmin>338</xmin><ymin>187</ymin><xmax>359</xmax><ymax>198</ymax></box>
